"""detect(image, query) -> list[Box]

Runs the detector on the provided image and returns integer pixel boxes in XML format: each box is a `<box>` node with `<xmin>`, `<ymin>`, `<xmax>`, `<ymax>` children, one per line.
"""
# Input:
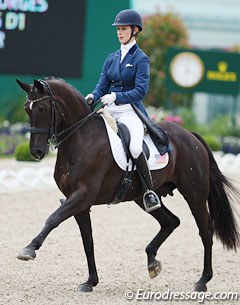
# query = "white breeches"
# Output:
<box><xmin>107</xmin><ymin>103</ymin><xmax>144</xmax><ymax>159</ymax></box>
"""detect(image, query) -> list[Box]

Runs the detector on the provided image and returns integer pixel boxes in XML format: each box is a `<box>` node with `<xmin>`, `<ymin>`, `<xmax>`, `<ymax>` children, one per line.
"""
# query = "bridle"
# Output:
<box><xmin>27</xmin><ymin>79</ymin><xmax>102</xmax><ymax>148</ymax></box>
<box><xmin>27</xmin><ymin>80</ymin><xmax>64</xmax><ymax>146</ymax></box>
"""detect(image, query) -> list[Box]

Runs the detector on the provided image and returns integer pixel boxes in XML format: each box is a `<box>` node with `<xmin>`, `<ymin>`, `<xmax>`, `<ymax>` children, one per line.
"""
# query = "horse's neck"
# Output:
<box><xmin>56</xmin><ymin>115</ymin><xmax>105</xmax><ymax>170</ymax></box>
<box><xmin>49</xmin><ymin>79</ymin><xmax>88</xmax><ymax>113</ymax></box>
<box><xmin>67</xmin><ymin>98</ymin><xmax>89</xmax><ymax>123</ymax></box>
<box><xmin>56</xmin><ymin>87</ymin><xmax>90</xmax><ymax>126</ymax></box>
<box><xmin>54</xmin><ymin>83</ymin><xmax>96</xmax><ymax>150</ymax></box>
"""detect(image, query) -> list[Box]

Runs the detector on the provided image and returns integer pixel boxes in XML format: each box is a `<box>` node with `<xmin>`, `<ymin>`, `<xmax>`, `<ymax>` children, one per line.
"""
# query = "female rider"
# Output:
<box><xmin>85</xmin><ymin>9</ymin><xmax>161</xmax><ymax>212</ymax></box>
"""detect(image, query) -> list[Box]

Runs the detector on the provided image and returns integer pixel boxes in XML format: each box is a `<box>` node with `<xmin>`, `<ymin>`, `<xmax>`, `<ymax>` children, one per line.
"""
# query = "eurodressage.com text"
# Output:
<box><xmin>124</xmin><ymin>288</ymin><xmax>239</xmax><ymax>303</ymax></box>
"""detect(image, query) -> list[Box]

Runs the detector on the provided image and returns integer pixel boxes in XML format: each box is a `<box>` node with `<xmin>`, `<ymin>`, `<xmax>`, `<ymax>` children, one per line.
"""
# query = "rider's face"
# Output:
<box><xmin>116</xmin><ymin>25</ymin><xmax>136</xmax><ymax>44</ymax></box>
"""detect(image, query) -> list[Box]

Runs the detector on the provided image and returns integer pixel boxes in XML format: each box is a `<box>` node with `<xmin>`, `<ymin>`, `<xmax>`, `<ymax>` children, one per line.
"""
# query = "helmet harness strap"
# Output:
<box><xmin>124</xmin><ymin>25</ymin><xmax>139</xmax><ymax>45</ymax></box>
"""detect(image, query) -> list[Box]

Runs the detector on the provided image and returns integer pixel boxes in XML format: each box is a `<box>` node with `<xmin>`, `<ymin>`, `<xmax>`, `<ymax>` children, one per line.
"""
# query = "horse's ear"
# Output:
<box><xmin>16</xmin><ymin>79</ymin><xmax>31</xmax><ymax>93</ymax></box>
<box><xmin>34</xmin><ymin>79</ymin><xmax>45</xmax><ymax>92</ymax></box>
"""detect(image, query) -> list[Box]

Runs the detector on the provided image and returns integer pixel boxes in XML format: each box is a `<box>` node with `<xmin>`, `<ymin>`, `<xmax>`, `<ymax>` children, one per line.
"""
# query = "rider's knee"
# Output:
<box><xmin>130</xmin><ymin>145</ymin><xmax>142</xmax><ymax>159</ymax></box>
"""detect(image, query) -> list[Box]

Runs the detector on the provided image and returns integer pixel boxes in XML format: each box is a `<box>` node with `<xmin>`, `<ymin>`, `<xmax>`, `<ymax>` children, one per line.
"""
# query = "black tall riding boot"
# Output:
<box><xmin>135</xmin><ymin>152</ymin><xmax>161</xmax><ymax>212</ymax></box>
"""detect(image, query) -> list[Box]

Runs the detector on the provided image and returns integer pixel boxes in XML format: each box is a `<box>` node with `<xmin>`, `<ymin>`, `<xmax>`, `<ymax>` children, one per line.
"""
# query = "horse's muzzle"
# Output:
<box><xmin>31</xmin><ymin>146</ymin><xmax>49</xmax><ymax>160</ymax></box>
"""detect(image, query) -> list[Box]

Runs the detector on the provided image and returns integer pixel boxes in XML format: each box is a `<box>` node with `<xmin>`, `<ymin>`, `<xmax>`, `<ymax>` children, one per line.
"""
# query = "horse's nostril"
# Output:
<box><xmin>35</xmin><ymin>152</ymin><xmax>43</xmax><ymax>160</ymax></box>
<box><xmin>31</xmin><ymin>148</ymin><xmax>45</xmax><ymax>160</ymax></box>
<box><xmin>35</xmin><ymin>153</ymin><xmax>42</xmax><ymax>160</ymax></box>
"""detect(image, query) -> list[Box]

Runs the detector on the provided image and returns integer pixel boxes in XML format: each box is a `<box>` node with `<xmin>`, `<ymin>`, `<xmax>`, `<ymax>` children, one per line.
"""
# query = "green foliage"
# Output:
<box><xmin>176</xmin><ymin>109</ymin><xmax>240</xmax><ymax>137</ymax></box>
<box><xmin>224</xmin><ymin>124</ymin><xmax>240</xmax><ymax>137</ymax></box>
<box><xmin>138</xmin><ymin>12</ymin><xmax>190</xmax><ymax>108</ymax></box>
<box><xmin>176</xmin><ymin>109</ymin><xmax>240</xmax><ymax>152</ymax></box>
<box><xmin>202</xmin><ymin>135</ymin><xmax>221</xmax><ymax>151</ymax></box>
<box><xmin>15</xmin><ymin>142</ymin><xmax>37</xmax><ymax>162</ymax></box>
<box><xmin>0</xmin><ymin>95</ymin><xmax>27</xmax><ymax>124</ymax></box>
<box><xmin>177</xmin><ymin>107</ymin><xmax>198</xmax><ymax>131</ymax></box>
<box><xmin>207</xmin><ymin>115</ymin><xmax>231</xmax><ymax>137</ymax></box>
<box><xmin>149</xmin><ymin>106</ymin><xmax>238</xmax><ymax>152</ymax></box>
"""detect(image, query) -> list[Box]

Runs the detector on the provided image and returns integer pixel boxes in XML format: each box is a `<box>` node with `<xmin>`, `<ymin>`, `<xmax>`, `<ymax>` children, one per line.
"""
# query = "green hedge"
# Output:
<box><xmin>15</xmin><ymin>142</ymin><xmax>37</xmax><ymax>162</ymax></box>
<box><xmin>202</xmin><ymin>135</ymin><xmax>221</xmax><ymax>151</ymax></box>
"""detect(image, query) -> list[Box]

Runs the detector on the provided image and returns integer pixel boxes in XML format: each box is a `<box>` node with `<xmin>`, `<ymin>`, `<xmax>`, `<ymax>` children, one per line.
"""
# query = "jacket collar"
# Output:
<box><xmin>128</xmin><ymin>43</ymin><xmax>138</xmax><ymax>55</ymax></box>
<box><xmin>120</xmin><ymin>44</ymin><xmax>138</xmax><ymax>70</ymax></box>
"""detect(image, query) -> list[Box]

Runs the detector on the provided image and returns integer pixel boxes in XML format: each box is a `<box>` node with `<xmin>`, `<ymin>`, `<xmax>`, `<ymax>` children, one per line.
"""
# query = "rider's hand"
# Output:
<box><xmin>101</xmin><ymin>92</ymin><xmax>116</xmax><ymax>106</ymax></box>
<box><xmin>85</xmin><ymin>93</ymin><xmax>94</xmax><ymax>105</ymax></box>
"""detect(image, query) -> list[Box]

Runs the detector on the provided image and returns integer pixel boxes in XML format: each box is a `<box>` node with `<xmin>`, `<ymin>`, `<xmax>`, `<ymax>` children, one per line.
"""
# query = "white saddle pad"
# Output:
<box><xmin>102</xmin><ymin>116</ymin><xmax>169</xmax><ymax>171</ymax></box>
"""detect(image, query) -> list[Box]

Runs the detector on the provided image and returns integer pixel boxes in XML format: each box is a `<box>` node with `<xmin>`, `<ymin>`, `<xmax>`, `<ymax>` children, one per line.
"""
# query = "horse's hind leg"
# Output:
<box><xmin>74</xmin><ymin>211</ymin><xmax>99</xmax><ymax>292</ymax></box>
<box><xmin>136</xmin><ymin>198</ymin><xmax>180</xmax><ymax>279</ymax></box>
<box><xmin>179</xmin><ymin>189</ymin><xmax>213</xmax><ymax>292</ymax></box>
<box><xmin>190</xmin><ymin>201</ymin><xmax>213</xmax><ymax>292</ymax></box>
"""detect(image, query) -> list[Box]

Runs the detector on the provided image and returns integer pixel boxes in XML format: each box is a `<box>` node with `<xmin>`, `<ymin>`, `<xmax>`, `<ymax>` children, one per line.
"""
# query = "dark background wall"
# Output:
<box><xmin>0</xmin><ymin>0</ymin><xmax>130</xmax><ymax>120</ymax></box>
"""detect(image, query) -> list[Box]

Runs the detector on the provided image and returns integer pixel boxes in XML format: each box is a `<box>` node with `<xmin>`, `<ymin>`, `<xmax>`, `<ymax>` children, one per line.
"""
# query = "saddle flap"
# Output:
<box><xmin>132</xmin><ymin>104</ymin><xmax>169</xmax><ymax>155</ymax></box>
<box><xmin>117</xmin><ymin>122</ymin><xmax>150</xmax><ymax>160</ymax></box>
<box><xmin>101</xmin><ymin>115</ymin><xmax>169</xmax><ymax>171</ymax></box>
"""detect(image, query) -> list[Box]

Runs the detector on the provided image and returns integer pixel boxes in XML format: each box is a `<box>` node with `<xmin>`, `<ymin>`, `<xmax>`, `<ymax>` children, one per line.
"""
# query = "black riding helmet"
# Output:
<box><xmin>112</xmin><ymin>9</ymin><xmax>143</xmax><ymax>44</ymax></box>
<box><xmin>112</xmin><ymin>9</ymin><xmax>143</xmax><ymax>31</ymax></box>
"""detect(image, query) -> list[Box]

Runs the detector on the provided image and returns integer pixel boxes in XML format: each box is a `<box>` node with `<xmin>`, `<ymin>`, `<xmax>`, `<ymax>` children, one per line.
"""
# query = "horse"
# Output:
<box><xmin>16</xmin><ymin>77</ymin><xmax>240</xmax><ymax>293</ymax></box>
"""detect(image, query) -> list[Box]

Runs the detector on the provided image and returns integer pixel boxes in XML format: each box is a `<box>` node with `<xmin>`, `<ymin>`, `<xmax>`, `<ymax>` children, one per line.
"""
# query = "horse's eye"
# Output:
<box><xmin>39</xmin><ymin>104</ymin><xmax>50</xmax><ymax>112</ymax></box>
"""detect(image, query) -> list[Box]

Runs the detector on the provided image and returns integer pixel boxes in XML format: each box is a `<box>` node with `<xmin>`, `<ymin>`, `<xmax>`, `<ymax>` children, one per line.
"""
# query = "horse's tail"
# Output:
<box><xmin>192</xmin><ymin>132</ymin><xmax>240</xmax><ymax>250</ymax></box>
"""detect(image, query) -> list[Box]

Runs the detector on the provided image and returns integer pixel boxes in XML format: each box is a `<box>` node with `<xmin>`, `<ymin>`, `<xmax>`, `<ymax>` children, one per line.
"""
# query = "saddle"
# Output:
<box><xmin>91</xmin><ymin>100</ymin><xmax>169</xmax><ymax>157</ymax></box>
<box><xmin>90</xmin><ymin>101</ymin><xmax>170</xmax><ymax>204</ymax></box>
<box><xmin>111</xmin><ymin>120</ymin><xmax>169</xmax><ymax>204</ymax></box>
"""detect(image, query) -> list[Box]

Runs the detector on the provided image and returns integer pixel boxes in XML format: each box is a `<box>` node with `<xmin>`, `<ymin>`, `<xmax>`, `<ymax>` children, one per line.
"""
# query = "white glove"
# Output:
<box><xmin>101</xmin><ymin>92</ymin><xmax>116</xmax><ymax>106</ymax></box>
<box><xmin>85</xmin><ymin>93</ymin><xmax>94</xmax><ymax>105</ymax></box>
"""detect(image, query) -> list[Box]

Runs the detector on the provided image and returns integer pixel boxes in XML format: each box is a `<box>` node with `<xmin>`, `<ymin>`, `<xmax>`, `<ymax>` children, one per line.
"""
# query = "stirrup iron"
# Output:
<box><xmin>143</xmin><ymin>190</ymin><xmax>161</xmax><ymax>213</ymax></box>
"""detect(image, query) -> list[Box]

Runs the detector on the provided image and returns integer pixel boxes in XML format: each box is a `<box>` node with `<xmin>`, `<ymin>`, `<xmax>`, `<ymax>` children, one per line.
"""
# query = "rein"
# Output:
<box><xmin>54</xmin><ymin>104</ymin><xmax>102</xmax><ymax>148</ymax></box>
<box><xmin>27</xmin><ymin>80</ymin><xmax>103</xmax><ymax>148</ymax></box>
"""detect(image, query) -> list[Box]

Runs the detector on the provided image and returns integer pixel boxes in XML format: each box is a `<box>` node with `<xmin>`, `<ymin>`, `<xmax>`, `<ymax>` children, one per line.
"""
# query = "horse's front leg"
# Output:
<box><xmin>74</xmin><ymin>211</ymin><xmax>98</xmax><ymax>292</ymax></box>
<box><xmin>17</xmin><ymin>188</ymin><xmax>91</xmax><ymax>261</ymax></box>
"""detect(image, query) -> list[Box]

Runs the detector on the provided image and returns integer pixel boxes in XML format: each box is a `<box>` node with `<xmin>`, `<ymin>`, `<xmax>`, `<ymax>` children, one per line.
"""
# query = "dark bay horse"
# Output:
<box><xmin>16</xmin><ymin>78</ymin><xmax>240</xmax><ymax>293</ymax></box>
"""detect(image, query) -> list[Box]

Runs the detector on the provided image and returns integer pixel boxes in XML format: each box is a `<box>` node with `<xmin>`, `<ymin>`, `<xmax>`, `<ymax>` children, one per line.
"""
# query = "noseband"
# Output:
<box><xmin>27</xmin><ymin>79</ymin><xmax>102</xmax><ymax>148</ymax></box>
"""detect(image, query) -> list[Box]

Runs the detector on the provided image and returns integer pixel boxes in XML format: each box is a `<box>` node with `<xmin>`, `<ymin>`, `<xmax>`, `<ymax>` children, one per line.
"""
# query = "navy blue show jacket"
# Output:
<box><xmin>92</xmin><ymin>44</ymin><xmax>150</xmax><ymax>117</ymax></box>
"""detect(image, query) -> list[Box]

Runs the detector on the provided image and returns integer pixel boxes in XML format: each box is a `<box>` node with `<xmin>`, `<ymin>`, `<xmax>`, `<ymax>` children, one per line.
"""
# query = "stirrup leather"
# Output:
<box><xmin>143</xmin><ymin>190</ymin><xmax>161</xmax><ymax>212</ymax></box>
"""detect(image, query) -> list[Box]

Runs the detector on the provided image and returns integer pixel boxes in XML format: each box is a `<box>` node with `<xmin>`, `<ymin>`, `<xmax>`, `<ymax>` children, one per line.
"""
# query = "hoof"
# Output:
<box><xmin>148</xmin><ymin>259</ymin><xmax>162</xmax><ymax>279</ymax></box>
<box><xmin>77</xmin><ymin>282</ymin><xmax>93</xmax><ymax>293</ymax></box>
<box><xmin>17</xmin><ymin>248</ymin><xmax>36</xmax><ymax>261</ymax></box>
<box><xmin>194</xmin><ymin>283</ymin><xmax>207</xmax><ymax>292</ymax></box>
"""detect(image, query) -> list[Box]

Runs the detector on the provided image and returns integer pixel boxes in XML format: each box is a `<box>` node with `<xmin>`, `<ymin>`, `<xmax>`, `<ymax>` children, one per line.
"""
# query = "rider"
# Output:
<box><xmin>85</xmin><ymin>9</ymin><xmax>161</xmax><ymax>212</ymax></box>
